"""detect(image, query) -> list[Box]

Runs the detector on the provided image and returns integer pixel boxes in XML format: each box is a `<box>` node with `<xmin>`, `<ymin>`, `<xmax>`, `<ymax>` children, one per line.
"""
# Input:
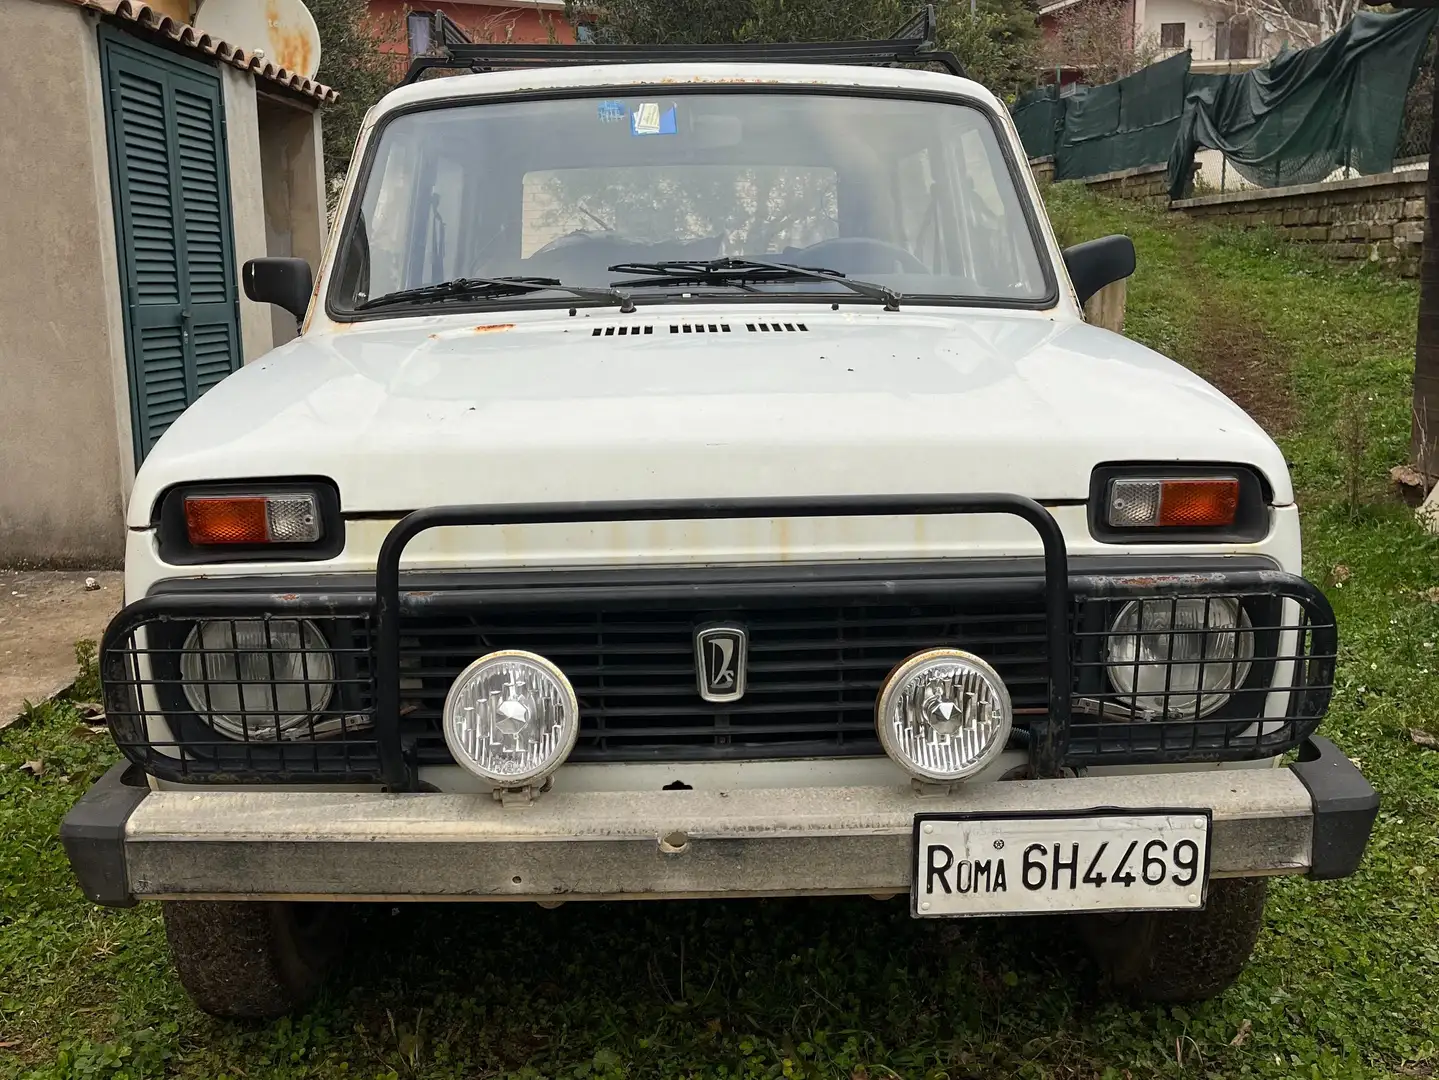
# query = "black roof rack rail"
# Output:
<box><xmin>400</xmin><ymin>4</ymin><xmax>964</xmax><ymax>86</ymax></box>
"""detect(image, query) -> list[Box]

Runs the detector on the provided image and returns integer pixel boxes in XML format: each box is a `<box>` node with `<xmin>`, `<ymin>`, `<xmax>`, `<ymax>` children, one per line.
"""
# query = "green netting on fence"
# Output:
<box><xmin>1012</xmin><ymin>85</ymin><xmax>1062</xmax><ymax>160</ymax></box>
<box><xmin>1055</xmin><ymin>52</ymin><xmax>1191</xmax><ymax>181</ymax></box>
<box><xmin>1167</xmin><ymin>6</ymin><xmax>1438</xmax><ymax>198</ymax></box>
<box><xmin>1011</xmin><ymin>7</ymin><xmax>1436</xmax><ymax>199</ymax></box>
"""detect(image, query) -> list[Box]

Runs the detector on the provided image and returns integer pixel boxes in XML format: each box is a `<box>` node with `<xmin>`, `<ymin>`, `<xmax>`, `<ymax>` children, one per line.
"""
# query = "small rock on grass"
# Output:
<box><xmin>1411</xmin><ymin>728</ymin><xmax>1439</xmax><ymax>751</ymax></box>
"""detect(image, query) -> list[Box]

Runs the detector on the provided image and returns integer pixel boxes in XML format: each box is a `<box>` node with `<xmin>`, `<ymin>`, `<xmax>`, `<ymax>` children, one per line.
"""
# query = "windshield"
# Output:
<box><xmin>329</xmin><ymin>91</ymin><xmax>1051</xmax><ymax>313</ymax></box>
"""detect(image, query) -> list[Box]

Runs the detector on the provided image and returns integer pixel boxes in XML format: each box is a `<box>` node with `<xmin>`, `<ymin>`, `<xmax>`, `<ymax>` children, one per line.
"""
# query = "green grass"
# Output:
<box><xmin>4</xmin><ymin>189</ymin><xmax>1439</xmax><ymax>1078</ymax></box>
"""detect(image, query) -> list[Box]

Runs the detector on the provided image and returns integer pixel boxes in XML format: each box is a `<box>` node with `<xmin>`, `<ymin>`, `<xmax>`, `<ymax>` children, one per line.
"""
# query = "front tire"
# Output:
<box><xmin>1077</xmin><ymin>877</ymin><xmax>1268</xmax><ymax>1002</ymax></box>
<box><xmin>162</xmin><ymin>900</ymin><xmax>341</xmax><ymax>1019</ymax></box>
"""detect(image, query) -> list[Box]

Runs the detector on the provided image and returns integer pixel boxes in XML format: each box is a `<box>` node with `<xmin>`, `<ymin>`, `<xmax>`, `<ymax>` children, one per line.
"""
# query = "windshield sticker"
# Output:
<box><xmin>631</xmin><ymin>102</ymin><xmax>677</xmax><ymax>136</ymax></box>
<box><xmin>597</xmin><ymin>100</ymin><xmax>626</xmax><ymax>124</ymax></box>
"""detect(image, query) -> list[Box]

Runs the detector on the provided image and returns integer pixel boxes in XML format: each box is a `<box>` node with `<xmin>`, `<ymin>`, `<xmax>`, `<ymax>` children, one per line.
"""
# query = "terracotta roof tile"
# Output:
<box><xmin>67</xmin><ymin>0</ymin><xmax>338</xmax><ymax>103</ymax></box>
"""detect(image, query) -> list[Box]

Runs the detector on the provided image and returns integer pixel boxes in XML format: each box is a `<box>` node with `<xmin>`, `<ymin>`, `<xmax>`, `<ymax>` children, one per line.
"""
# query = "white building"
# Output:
<box><xmin>1039</xmin><ymin>0</ymin><xmax>1301</xmax><ymax>74</ymax></box>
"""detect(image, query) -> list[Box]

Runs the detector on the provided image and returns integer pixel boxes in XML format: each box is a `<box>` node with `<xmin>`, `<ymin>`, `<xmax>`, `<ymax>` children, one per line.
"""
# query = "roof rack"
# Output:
<box><xmin>400</xmin><ymin>4</ymin><xmax>964</xmax><ymax>86</ymax></box>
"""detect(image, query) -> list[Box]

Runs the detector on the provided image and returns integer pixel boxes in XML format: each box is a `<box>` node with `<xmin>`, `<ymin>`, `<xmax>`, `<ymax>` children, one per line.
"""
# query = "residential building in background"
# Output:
<box><xmin>1039</xmin><ymin>0</ymin><xmax>1299</xmax><ymax>78</ymax></box>
<box><xmin>369</xmin><ymin>0</ymin><xmax>577</xmax><ymax>60</ymax></box>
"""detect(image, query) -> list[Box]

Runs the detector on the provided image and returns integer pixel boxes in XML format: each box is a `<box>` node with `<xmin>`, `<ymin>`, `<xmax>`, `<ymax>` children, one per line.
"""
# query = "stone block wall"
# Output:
<box><xmin>1170</xmin><ymin>171</ymin><xmax>1428</xmax><ymax>275</ymax></box>
<box><xmin>1080</xmin><ymin>163</ymin><xmax>1174</xmax><ymax>205</ymax></box>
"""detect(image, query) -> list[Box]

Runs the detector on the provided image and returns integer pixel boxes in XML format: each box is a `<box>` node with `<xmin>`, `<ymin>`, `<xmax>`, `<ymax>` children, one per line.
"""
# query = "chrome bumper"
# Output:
<box><xmin>62</xmin><ymin>738</ymin><xmax>1376</xmax><ymax>906</ymax></box>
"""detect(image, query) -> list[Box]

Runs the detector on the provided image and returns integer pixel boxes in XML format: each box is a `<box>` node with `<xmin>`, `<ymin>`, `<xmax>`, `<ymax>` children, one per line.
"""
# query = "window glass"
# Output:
<box><xmin>332</xmin><ymin>92</ymin><xmax>1050</xmax><ymax>310</ymax></box>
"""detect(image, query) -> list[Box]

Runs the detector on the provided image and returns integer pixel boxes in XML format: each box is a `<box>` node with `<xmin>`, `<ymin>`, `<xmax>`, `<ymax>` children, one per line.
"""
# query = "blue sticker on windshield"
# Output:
<box><xmin>631</xmin><ymin>102</ymin><xmax>677</xmax><ymax>136</ymax></box>
<box><xmin>597</xmin><ymin>100</ymin><xmax>626</xmax><ymax>124</ymax></box>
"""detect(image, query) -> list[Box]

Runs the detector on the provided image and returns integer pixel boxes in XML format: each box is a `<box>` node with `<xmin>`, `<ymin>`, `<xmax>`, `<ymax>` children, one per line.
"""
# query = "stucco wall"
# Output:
<box><xmin>223</xmin><ymin>64</ymin><xmax>277</xmax><ymax>365</ymax></box>
<box><xmin>0</xmin><ymin>0</ymin><xmax>129</xmax><ymax>566</ymax></box>
<box><xmin>1146</xmin><ymin>0</ymin><xmax>1218</xmax><ymax>58</ymax></box>
<box><xmin>258</xmin><ymin>96</ymin><xmax>327</xmax><ymax>347</ymax></box>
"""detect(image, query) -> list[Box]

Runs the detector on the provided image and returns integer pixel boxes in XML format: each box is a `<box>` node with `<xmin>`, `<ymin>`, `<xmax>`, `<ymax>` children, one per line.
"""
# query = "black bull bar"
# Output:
<box><xmin>101</xmin><ymin>494</ymin><xmax>1337</xmax><ymax>789</ymax></box>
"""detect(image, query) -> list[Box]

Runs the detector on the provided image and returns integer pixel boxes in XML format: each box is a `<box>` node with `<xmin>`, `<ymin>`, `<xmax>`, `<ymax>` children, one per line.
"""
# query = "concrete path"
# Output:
<box><xmin>0</xmin><ymin>569</ymin><xmax>123</xmax><ymax>727</ymax></box>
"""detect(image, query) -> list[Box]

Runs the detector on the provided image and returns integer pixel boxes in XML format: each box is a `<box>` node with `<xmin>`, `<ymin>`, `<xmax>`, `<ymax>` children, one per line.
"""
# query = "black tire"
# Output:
<box><xmin>162</xmin><ymin>900</ymin><xmax>342</xmax><ymax>1019</ymax></box>
<box><xmin>1077</xmin><ymin>877</ymin><xmax>1268</xmax><ymax>1002</ymax></box>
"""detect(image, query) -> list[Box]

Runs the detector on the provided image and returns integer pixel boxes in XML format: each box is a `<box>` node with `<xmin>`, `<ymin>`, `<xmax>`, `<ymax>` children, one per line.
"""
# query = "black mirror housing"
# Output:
<box><xmin>1062</xmin><ymin>235</ymin><xmax>1136</xmax><ymax>309</ymax></box>
<box><xmin>243</xmin><ymin>257</ymin><xmax>314</xmax><ymax>321</ymax></box>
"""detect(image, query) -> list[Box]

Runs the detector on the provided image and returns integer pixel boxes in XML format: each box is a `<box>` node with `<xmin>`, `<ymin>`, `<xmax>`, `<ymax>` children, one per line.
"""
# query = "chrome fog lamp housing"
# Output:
<box><xmin>180</xmin><ymin>619</ymin><xmax>335</xmax><ymax>740</ymax></box>
<box><xmin>1106</xmin><ymin>597</ymin><xmax>1254</xmax><ymax>719</ymax></box>
<box><xmin>442</xmin><ymin>650</ymin><xmax>580</xmax><ymax>786</ymax></box>
<box><xmin>876</xmin><ymin>649</ymin><xmax>1013</xmax><ymax>782</ymax></box>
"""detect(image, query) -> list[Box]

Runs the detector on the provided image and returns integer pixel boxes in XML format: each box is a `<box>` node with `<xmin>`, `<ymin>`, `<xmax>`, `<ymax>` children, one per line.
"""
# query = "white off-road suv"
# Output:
<box><xmin>63</xmin><ymin>26</ymin><xmax>1377</xmax><ymax>1019</ymax></box>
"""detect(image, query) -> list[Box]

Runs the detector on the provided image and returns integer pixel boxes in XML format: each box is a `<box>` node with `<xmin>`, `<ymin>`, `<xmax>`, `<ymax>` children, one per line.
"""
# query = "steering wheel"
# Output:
<box><xmin>789</xmin><ymin>237</ymin><xmax>929</xmax><ymax>275</ymax></box>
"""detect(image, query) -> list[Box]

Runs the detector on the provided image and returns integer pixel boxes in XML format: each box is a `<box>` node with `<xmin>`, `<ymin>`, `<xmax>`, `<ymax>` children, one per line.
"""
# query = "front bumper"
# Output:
<box><xmin>63</xmin><ymin>737</ymin><xmax>1377</xmax><ymax>907</ymax></box>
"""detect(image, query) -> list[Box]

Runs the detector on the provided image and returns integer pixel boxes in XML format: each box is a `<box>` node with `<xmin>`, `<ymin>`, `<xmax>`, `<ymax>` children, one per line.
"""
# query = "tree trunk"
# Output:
<box><xmin>1411</xmin><ymin>60</ymin><xmax>1439</xmax><ymax>481</ymax></box>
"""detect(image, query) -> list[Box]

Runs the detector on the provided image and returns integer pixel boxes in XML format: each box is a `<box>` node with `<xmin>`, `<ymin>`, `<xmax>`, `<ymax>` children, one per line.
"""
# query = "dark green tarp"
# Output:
<box><xmin>1056</xmin><ymin>51</ymin><xmax>1191</xmax><ymax>181</ymax></box>
<box><xmin>1012</xmin><ymin>84</ymin><xmax>1063</xmax><ymax>160</ymax></box>
<box><xmin>1167</xmin><ymin>6</ymin><xmax>1438</xmax><ymax>198</ymax></box>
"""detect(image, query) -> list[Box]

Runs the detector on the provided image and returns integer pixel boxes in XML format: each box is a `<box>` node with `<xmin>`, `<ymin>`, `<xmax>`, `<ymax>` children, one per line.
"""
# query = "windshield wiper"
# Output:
<box><xmin>609</xmin><ymin>257</ymin><xmax>901</xmax><ymax>312</ymax></box>
<box><xmin>355</xmin><ymin>275</ymin><xmax>635</xmax><ymax>312</ymax></box>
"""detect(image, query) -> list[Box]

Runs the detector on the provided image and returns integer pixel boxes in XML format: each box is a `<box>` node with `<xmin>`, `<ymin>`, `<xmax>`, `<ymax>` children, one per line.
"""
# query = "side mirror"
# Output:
<box><xmin>242</xmin><ymin>257</ymin><xmax>314</xmax><ymax>321</ymax></box>
<box><xmin>1062</xmin><ymin>235</ymin><xmax>1136</xmax><ymax>308</ymax></box>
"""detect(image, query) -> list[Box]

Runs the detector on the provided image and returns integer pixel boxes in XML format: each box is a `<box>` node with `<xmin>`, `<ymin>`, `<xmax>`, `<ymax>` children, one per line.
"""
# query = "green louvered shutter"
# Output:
<box><xmin>100</xmin><ymin>28</ymin><xmax>242</xmax><ymax>461</ymax></box>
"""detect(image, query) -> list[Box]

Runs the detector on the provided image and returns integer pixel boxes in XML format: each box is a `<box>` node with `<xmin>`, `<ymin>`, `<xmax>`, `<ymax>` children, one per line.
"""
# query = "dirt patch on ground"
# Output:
<box><xmin>0</xmin><ymin>570</ymin><xmax>122</xmax><ymax>726</ymax></box>
<box><xmin>1158</xmin><ymin>246</ymin><xmax>1298</xmax><ymax>437</ymax></box>
<box><xmin>1182</xmin><ymin>314</ymin><xmax>1297</xmax><ymax>437</ymax></box>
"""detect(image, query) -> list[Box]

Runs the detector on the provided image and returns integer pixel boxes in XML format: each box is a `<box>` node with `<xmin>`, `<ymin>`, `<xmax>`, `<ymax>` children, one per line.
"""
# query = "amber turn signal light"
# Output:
<box><xmin>184</xmin><ymin>494</ymin><xmax>322</xmax><ymax>545</ymax></box>
<box><xmin>1107</xmin><ymin>478</ymin><xmax>1240</xmax><ymax>528</ymax></box>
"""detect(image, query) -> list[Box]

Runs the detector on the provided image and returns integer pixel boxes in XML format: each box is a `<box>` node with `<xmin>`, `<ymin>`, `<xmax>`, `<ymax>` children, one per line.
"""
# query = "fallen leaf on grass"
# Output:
<box><xmin>0</xmin><ymin>1041</ymin><xmax>18</xmax><ymax>1049</ymax></box>
<box><xmin>1411</xmin><ymin>729</ymin><xmax>1439</xmax><ymax>751</ymax></box>
<box><xmin>19</xmin><ymin>760</ymin><xmax>43</xmax><ymax>777</ymax></box>
<box><xmin>74</xmin><ymin>702</ymin><xmax>105</xmax><ymax>723</ymax></box>
<box><xmin>1329</xmin><ymin>564</ymin><xmax>1351</xmax><ymax>586</ymax></box>
<box><xmin>1425</xmin><ymin>587</ymin><xmax>1439</xmax><ymax>604</ymax></box>
<box><xmin>1230</xmin><ymin>1019</ymin><xmax>1253</xmax><ymax>1047</ymax></box>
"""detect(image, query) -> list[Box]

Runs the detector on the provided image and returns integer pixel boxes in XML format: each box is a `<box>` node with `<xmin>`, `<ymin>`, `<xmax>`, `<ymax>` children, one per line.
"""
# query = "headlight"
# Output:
<box><xmin>876</xmin><ymin>649</ymin><xmax>1012</xmax><ymax>782</ymax></box>
<box><xmin>442</xmin><ymin>650</ymin><xmax>579</xmax><ymax>786</ymax></box>
<box><xmin>1106</xmin><ymin>598</ymin><xmax>1253</xmax><ymax>719</ymax></box>
<box><xmin>181</xmin><ymin>619</ymin><xmax>334</xmax><ymax>740</ymax></box>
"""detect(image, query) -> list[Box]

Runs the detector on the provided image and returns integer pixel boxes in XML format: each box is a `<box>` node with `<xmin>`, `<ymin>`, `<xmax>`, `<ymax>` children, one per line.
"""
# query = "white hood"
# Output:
<box><xmin>127</xmin><ymin>306</ymin><xmax>1290</xmax><ymax>527</ymax></box>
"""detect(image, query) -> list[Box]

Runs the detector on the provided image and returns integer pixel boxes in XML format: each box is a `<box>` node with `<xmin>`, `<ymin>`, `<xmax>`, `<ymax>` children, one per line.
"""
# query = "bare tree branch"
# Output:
<box><xmin>1214</xmin><ymin>0</ymin><xmax>1353</xmax><ymax>49</ymax></box>
<box><xmin>1037</xmin><ymin>0</ymin><xmax>1160</xmax><ymax>84</ymax></box>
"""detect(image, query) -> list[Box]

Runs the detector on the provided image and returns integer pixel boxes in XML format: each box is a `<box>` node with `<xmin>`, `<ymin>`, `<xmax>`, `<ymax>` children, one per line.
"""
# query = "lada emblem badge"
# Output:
<box><xmin>694</xmin><ymin>624</ymin><xmax>748</xmax><ymax>703</ymax></box>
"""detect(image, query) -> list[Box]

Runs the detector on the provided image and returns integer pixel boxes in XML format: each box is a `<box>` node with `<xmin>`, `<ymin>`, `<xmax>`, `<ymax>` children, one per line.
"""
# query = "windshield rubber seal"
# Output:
<box><xmin>323</xmin><ymin>83</ymin><xmax>1061</xmax><ymax>324</ymax></box>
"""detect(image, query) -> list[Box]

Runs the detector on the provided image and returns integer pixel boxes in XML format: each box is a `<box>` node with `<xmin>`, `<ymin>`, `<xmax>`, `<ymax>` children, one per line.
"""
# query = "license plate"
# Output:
<box><xmin>911</xmin><ymin>809</ymin><xmax>1212</xmax><ymax>917</ymax></box>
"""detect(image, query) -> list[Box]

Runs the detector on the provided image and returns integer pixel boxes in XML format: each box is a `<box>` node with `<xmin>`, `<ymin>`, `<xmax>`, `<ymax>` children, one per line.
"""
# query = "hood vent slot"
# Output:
<box><xmin>590</xmin><ymin>321</ymin><xmax>809</xmax><ymax>337</ymax></box>
<box><xmin>592</xmin><ymin>325</ymin><xmax>654</xmax><ymax>336</ymax></box>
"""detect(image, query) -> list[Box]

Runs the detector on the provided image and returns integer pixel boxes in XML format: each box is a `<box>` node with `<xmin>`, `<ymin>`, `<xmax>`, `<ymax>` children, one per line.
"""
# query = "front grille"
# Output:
<box><xmin>101</xmin><ymin>561</ymin><xmax>1335</xmax><ymax>785</ymax></box>
<box><xmin>390</xmin><ymin>600</ymin><xmax>1049</xmax><ymax>763</ymax></box>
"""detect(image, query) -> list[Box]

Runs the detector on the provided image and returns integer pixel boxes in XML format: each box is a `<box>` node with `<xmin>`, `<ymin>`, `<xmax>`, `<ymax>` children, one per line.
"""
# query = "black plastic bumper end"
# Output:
<box><xmin>1289</xmin><ymin>736</ymin><xmax>1380</xmax><ymax>881</ymax></box>
<box><xmin>60</xmin><ymin>761</ymin><xmax>149</xmax><ymax>907</ymax></box>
